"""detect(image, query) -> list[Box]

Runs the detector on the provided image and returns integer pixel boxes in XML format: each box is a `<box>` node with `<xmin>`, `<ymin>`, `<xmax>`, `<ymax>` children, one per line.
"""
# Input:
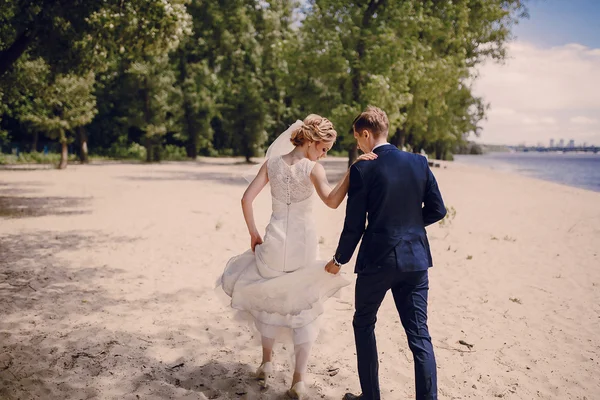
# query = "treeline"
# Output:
<box><xmin>0</xmin><ymin>0</ymin><xmax>527</xmax><ymax>168</ymax></box>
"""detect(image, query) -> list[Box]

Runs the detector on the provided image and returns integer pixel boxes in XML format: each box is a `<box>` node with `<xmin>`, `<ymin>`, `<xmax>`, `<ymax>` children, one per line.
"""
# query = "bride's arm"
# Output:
<box><xmin>311</xmin><ymin>153</ymin><xmax>377</xmax><ymax>209</ymax></box>
<box><xmin>311</xmin><ymin>163</ymin><xmax>351</xmax><ymax>209</ymax></box>
<box><xmin>241</xmin><ymin>162</ymin><xmax>269</xmax><ymax>251</ymax></box>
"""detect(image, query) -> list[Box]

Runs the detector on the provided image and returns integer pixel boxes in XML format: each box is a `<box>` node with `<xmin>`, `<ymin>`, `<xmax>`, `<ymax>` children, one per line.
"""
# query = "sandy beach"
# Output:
<box><xmin>1</xmin><ymin>157</ymin><xmax>599</xmax><ymax>400</ymax></box>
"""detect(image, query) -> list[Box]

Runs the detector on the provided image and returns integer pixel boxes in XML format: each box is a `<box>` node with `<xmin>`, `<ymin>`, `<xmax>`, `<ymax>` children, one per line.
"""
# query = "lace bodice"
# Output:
<box><xmin>267</xmin><ymin>156</ymin><xmax>316</xmax><ymax>205</ymax></box>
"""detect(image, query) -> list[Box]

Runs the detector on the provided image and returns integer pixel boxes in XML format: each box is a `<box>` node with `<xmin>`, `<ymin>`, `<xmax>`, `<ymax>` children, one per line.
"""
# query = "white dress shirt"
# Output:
<box><xmin>372</xmin><ymin>142</ymin><xmax>391</xmax><ymax>151</ymax></box>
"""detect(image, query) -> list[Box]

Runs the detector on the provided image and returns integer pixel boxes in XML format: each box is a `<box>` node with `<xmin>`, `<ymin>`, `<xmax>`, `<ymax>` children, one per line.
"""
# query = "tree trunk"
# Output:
<box><xmin>145</xmin><ymin>137</ymin><xmax>153</xmax><ymax>162</ymax></box>
<box><xmin>406</xmin><ymin>132</ymin><xmax>414</xmax><ymax>151</ymax></box>
<box><xmin>391</xmin><ymin>127</ymin><xmax>406</xmax><ymax>149</ymax></box>
<box><xmin>78</xmin><ymin>127</ymin><xmax>89</xmax><ymax>163</ymax></box>
<box><xmin>348</xmin><ymin>1</ymin><xmax>384</xmax><ymax>168</ymax></box>
<box><xmin>179</xmin><ymin>49</ymin><xmax>197</xmax><ymax>159</ymax></box>
<box><xmin>142</xmin><ymin>83</ymin><xmax>154</xmax><ymax>163</ymax></box>
<box><xmin>244</xmin><ymin>136</ymin><xmax>252</xmax><ymax>163</ymax></box>
<box><xmin>32</xmin><ymin>131</ymin><xmax>39</xmax><ymax>152</ymax></box>
<box><xmin>185</xmin><ymin>106</ymin><xmax>199</xmax><ymax>159</ymax></box>
<box><xmin>434</xmin><ymin>141</ymin><xmax>448</xmax><ymax>160</ymax></box>
<box><xmin>58</xmin><ymin>141</ymin><xmax>68</xmax><ymax>169</ymax></box>
<box><xmin>348</xmin><ymin>144</ymin><xmax>358</xmax><ymax>167</ymax></box>
<box><xmin>390</xmin><ymin>131</ymin><xmax>399</xmax><ymax>147</ymax></box>
<box><xmin>399</xmin><ymin>129</ymin><xmax>406</xmax><ymax>148</ymax></box>
<box><xmin>414</xmin><ymin>138</ymin><xmax>425</xmax><ymax>154</ymax></box>
<box><xmin>153</xmin><ymin>145</ymin><xmax>161</xmax><ymax>162</ymax></box>
<box><xmin>0</xmin><ymin>28</ymin><xmax>37</xmax><ymax>76</ymax></box>
<box><xmin>351</xmin><ymin>0</ymin><xmax>383</xmax><ymax>105</ymax></box>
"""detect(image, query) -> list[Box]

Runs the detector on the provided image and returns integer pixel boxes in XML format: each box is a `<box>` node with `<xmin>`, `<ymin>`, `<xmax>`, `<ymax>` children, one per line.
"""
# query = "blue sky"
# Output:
<box><xmin>513</xmin><ymin>0</ymin><xmax>600</xmax><ymax>49</ymax></box>
<box><xmin>474</xmin><ymin>0</ymin><xmax>600</xmax><ymax>146</ymax></box>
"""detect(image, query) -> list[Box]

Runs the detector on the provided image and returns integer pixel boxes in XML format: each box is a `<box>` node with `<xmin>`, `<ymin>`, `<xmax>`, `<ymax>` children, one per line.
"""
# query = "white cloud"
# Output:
<box><xmin>540</xmin><ymin>117</ymin><xmax>558</xmax><ymax>125</ymax></box>
<box><xmin>570</xmin><ymin>116</ymin><xmax>599</xmax><ymax>125</ymax></box>
<box><xmin>473</xmin><ymin>41</ymin><xmax>600</xmax><ymax>145</ymax></box>
<box><xmin>487</xmin><ymin>107</ymin><xmax>517</xmax><ymax>117</ymax></box>
<box><xmin>522</xmin><ymin>116</ymin><xmax>558</xmax><ymax>125</ymax></box>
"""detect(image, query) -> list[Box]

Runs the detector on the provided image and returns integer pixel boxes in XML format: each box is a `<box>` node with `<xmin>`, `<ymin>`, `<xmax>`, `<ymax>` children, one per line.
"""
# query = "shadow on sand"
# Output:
<box><xmin>0</xmin><ymin>229</ymin><xmax>298</xmax><ymax>399</ymax></box>
<box><xmin>0</xmin><ymin>181</ymin><xmax>92</xmax><ymax>219</ymax></box>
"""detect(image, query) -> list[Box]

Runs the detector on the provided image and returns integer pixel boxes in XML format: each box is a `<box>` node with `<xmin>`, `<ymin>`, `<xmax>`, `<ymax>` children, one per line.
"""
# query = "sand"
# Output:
<box><xmin>1</xmin><ymin>157</ymin><xmax>599</xmax><ymax>399</ymax></box>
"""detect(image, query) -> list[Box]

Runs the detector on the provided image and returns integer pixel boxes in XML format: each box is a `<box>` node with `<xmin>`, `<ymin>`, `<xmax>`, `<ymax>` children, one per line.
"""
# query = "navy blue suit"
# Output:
<box><xmin>334</xmin><ymin>145</ymin><xmax>446</xmax><ymax>400</ymax></box>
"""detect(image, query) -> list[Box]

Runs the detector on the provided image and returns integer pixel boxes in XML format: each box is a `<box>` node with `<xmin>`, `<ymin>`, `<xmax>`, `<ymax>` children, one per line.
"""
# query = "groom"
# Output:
<box><xmin>325</xmin><ymin>106</ymin><xmax>446</xmax><ymax>400</ymax></box>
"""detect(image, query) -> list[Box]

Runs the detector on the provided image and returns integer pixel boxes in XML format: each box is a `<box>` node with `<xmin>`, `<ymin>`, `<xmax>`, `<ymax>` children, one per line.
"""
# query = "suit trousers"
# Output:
<box><xmin>353</xmin><ymin>267</ymin><xmax>437</xmax><ymax>400</ymax></box>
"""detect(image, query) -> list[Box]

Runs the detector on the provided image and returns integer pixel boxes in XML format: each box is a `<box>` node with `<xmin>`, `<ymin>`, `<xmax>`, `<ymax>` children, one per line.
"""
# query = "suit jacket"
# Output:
<box><xmin>334</xmin><ymin>145</ymin><xmax>446</xmax><ymax>274</ymax></box>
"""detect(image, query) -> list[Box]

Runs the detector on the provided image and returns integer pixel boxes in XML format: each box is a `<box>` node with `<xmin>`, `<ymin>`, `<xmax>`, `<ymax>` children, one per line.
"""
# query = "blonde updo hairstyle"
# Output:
<box><xmin>290</xmin><ymin>114</ymin><xmax>337</xmax><ymax>147</ymax></box>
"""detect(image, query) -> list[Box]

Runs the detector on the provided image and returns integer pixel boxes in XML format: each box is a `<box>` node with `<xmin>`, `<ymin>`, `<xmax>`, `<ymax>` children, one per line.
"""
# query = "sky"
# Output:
<box><xmin>473</xmin><ymin>0</ymin><xmax>600</xmax><ymax>146</ymax></box>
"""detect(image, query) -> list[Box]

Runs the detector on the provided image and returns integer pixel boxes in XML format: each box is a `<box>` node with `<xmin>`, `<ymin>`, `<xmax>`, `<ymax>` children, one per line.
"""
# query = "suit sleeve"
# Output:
<box><xmin>334</xmin><ymin>164</ymin><xmax>367</xmax><ymax>264</ymax></box>
<box><xmin>422</xmin><ymin>159</ymin><xmax>446</xmax><ymax>226</ymax></box>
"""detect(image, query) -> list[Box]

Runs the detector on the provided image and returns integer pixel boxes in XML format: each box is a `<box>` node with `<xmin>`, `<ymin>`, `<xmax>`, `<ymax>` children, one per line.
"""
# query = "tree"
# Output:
<box><xmin>1</xmin><ymin>1</ymin><xmax>192</xmax><ymax>164</ymax></box>
<box><xmin>398</xmin><ymin>0</ymin><xmax>527</xmax><ymax>158</ymax></box>
<box><xmin>294</xmin><ymin>0</ymin><xmax>401</xmax><ymax>164</ymax></box>
<box><xmin>169</xmin><ymin>0</ymin><xmax>224</xmax><ymax>158</ymax></box>
<box><xmin>253</xmin><ymin>0</ymin><xmax>298</xmax><ymax>141</ymax></box>
<box><xmin>0</xmin><ymin>89</ymin><xmax>7</xmax><ymax>149</ymax></box>
<box><xmin>0</xmin><ymin>0</ymin><xmax>192</xmax><ymax>76</ymax></box>
<box><xmin>207</xmin><ymin>0</ymin><xmax>269</xmax><ymax>161</ymax></box>
<box><xmin>294</xmin><ymin>0</ymin><xmax>527</xmax><ymax>162</ymax></box>
<box><xmin>173</xmin><ymin>46</ymin><xmax>215</xmax><ymax>158</ymax></box>
<box><xmin>0</xmin><ymin>0</ymin><xmax>529</xmax><ymax>164</ymax></box>
<box><xmin>16</xmin><ymin>59</ymin><xmax>97</xmax><ymax>168</ymax></box>
<box><xmin>0</xmin><ymin>57</ymin><xmax>46</xmax><ymax>151</ymax></box>
<box><xmin>224</xmin><ymin>77</ymin><xmax>266</xmax><ymax>162</ymax></box>
<box><xmin>123</xmin><ymin>55</ymin><xmax>181</xmax><ymax>162</ymax></box>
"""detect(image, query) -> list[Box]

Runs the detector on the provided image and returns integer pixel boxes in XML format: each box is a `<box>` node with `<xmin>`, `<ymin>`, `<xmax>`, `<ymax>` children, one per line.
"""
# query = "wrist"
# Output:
<box><xmin>332</xmin><ymin>255</ymin><xmax>343</xmax><ymax>267</ymax></box>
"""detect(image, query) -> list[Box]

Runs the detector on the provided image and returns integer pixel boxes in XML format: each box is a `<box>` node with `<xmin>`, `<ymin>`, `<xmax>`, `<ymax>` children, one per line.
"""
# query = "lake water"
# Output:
<box><xmin>453</xmin><ymin>152</ymin><xmax>600</xmax><ymax>192</ymax></box>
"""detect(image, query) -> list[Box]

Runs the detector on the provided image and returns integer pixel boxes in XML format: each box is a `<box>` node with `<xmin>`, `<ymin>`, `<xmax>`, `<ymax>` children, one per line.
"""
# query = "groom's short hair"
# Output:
<box><xmin>353</xmin><ymin>106</ymin><xmax>389</xmax><ymax>137</ymax></box>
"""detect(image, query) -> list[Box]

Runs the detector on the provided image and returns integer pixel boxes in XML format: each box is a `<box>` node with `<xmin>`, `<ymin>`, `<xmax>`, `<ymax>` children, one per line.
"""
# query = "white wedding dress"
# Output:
<box><xmin>219</xmin><ymin>155</ymin><xmax>350</xmax><ymax>344</ymax></box>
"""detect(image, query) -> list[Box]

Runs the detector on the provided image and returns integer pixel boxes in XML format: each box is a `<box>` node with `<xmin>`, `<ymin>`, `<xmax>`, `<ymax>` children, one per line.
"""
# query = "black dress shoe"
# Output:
<box><xmin>342</xmin><ymin>394</ymin><xmax>363</xmax><ymax>400</ymax></box>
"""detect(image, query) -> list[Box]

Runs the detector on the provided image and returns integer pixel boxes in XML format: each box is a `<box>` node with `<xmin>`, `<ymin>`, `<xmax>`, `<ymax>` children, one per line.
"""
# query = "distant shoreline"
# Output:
<box><xmin>454</xmin><ymin>152</ymin><xmax>600</xmax><ymax>192</ymax></box>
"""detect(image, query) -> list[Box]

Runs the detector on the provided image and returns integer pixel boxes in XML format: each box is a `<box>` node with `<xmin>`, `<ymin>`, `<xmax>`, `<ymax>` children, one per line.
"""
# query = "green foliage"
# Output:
<box><xmin>162</xmin><ymin>144</ymin><xmax>188</xmax><ymax>161</ymax></box>
<box><xmin>289</xmin><ymin>0</ymin><xmax>527</xmax><ymax>159</ymax></box>
<box><xmin>0</xmin><ymin>151</ymin><xmax>77</xmax><ymax>165</ymax></box>
<box><xmin>0</xmin><ymin>0</ymin><xmax>192</xmax><ymax>75</ymax></box>
<box><xmin>170</xmin><ymin>0</ymin><xmax>222</xmax><ymax>158</ymax></box>
<box><xmin>0</xmin><ymin>0</ymin><xmax>528</xmax><ymax>164</ymax></box>
<box><xmin>0</xmin><ymin>129</ymin><xmax>8</xmax><ymax>147</ymax></box>
<box><xmin>15</xmin><ymin>59</ymin><xmax>97</xmax><ymax>146</ymax></box>
<box><xmin>106</xmin><ymin>141</ymin><xmax>147</xmax><ymax>161</ymax></box>
<box><xmin>122</xmin><ymin>54</ymin><xmax>181</xmax><ymax>161</ymax></box>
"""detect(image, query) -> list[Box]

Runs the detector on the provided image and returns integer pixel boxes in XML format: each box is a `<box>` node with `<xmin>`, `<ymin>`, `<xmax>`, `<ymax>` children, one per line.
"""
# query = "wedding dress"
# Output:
<box><xmin>219</xmin><ymin>154</ymin><xmax>350</xmax><ymax>344</ymax></box>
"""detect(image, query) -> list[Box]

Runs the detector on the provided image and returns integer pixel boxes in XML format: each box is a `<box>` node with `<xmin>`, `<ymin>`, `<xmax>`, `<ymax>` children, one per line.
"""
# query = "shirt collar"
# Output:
<box><xmin>372</xmin><ymin>142</ymin><xmax>391</xmax><ymax>151</ymax></box>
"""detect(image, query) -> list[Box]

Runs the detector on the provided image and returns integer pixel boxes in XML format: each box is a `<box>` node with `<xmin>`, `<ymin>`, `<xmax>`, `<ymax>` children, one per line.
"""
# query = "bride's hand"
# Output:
<box><xmin>353</xmin><ymin>152</ymin><xmax>378</xmax><ymax>164</ymax></box>
<box><xmin>251</xmin><ymin>233</ymin><xmax>263</xmax><ymax>252</ymax></box>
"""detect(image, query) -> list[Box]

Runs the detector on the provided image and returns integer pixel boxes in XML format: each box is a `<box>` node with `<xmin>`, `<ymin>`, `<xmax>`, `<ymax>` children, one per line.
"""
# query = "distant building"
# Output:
<box><xmin>549</xmin><ymin>139</ymin><xmax>555</xmax><ymax>147</ymax></box>
<box><xmin>568</xmin><ymin>139</ymin><xmax>575</xmax><ymax>148</ymax></box>
<box><xmin>558</xmin><ymin>139</ymin><xmax>565</xmax><ymax>147</ymax></box>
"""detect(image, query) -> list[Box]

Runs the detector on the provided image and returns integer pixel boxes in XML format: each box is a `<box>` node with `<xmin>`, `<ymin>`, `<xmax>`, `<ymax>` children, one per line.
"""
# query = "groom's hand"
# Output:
<box><xmin>324</xmin><ymin>260</ymin><xmax>341</xmax><ymax>275</ymax></box>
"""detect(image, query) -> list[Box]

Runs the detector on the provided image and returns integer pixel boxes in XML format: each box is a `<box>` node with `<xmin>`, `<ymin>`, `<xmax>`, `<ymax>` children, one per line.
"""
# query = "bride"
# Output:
<box><xmin>219</xmin><ymin>115</ymin><xmax>376</xmax><ymax>398</ymax></box>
